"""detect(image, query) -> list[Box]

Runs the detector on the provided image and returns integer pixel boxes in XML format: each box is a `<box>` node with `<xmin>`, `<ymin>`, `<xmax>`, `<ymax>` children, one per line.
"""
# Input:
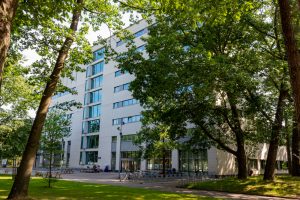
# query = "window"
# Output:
<box><xmin>90</xmin><ymin>89</ymin><xmax>102</xmax><ymax>104</ymax></box>
<box><xmin>114</xmin><ymin>82</ymin><xmax>130</xmax><ymax>93</ymax></box>
<box><xmin>112</xmin><ymin>136</ymin><xmax>117</xmax><ymax>143</ymax></box>
<box><xmin>116</xmin><ymin>28</ymin><xmax>148</xmax><ymax>47</ymax></box>
<box><xmin>92</xmin><ymin>61</ymin><xmax>104</xmax><ymax>75</ymax></box>
<box><xmin>121</xmin><ymin>134</ymin><xmax>137</xmax><ymax>142</ymax></box>
<box><xmin>134</xmin><ymin>28</ymin><xmax>148</xmax><ymax>38</ymax></box>
<box><xmin>115</xmin><ymin>70</ymin><xmax>128</xmax><ymax>77</ymax></box>
<box><xmin>86</xmin><ymin>135</ymin><xmax>99</xmax><ymax>149</ymax></box>
<box><xmin>88</xmin><ymin>104</ymin><xmax>101</xmax><ymax>118</ymax></box>
<box><xmin>80</xmin><ymin>151</ymin><xmax>98</xmax><ymax>164</ymax></box>
<box><xmin>87</xmin><ymin>119</ymin><xmax>100</xmax><ymax>133</ymax></box>
<box><xmin>116</xmin><ymin>40</ymin><xmax>124</xmax><ymax>47</ymax></box>
<box><xmin>136</xmin><ymin>45</ymin><xmax>145</xmax><ymax>52</ymax></box>
<box><xmin>93</xmin><ymin>48</ymin><xmax>104</xmax><ymax>61</ymax></box>
<box><xmin>112</xmin><ymin>115</ymin><xmax>142</xmax><ymax>125</ymax></box>
<box><xmin>113</xmin><ymin>98</ymin><xmax>139</xmax><ymax>109</ymax></box>
<box><xmin>91</xmin><ymin>75</ymin><xmax>103</xmax><ymax>89</ymax></box>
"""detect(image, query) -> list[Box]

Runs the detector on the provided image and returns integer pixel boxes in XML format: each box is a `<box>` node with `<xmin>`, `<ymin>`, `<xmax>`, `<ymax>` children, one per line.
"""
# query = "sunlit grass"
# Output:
<box><xmin>186</xmin><ymin>175</ymin><xmax>300</xmax><ymax>198</ymax></box>
<box><xmin>0</xmin><ymin>175</ymin><xmax>221</xmax><ymax>200</ymax></box>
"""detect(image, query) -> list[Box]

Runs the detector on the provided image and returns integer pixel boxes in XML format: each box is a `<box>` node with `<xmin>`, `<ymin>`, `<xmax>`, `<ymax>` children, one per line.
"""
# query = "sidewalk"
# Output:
<box><xmin>61</xmin><ymin>172</ymin><xmax>296</xmax><ymax>200</ymax></box>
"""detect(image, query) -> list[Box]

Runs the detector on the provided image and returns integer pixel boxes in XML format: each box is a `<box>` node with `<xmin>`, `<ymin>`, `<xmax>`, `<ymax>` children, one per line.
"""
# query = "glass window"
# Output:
<box><xmin>112</xmin><ymin>115</ymin><xmax>141</xmax><ymax>125</ymax></box>
<box><xmin>92</xmin><ymin>61</ymin><xmax>104</xmax><ymax>75</ymax></box>
<box><xmin>87</xmin><ymin>119</ymin><xmax>100</xmax><ymax>133</ymax></box>
<box><xmin>116</xmin><ymin>40</ymin><xmax>124</xmax><ymax>47</ymax></box>
<box><xmin>90</xmin><ymin>89</ymin><xmax>102</xmax><ymax>104</ymax></box>
<box><xmin>85</xmin><ymin>151</ymin><xmax>98</xmax><ymax>164</ymax></box>
<box><xmin>112</xmin><ymin>136</ymin><xmax>117</xmax><ymax>143</ymax></box>
<box><xmin>123</xmin><ymin>83</ymin><xmax>130</xmax><ymax>90</ymax></box>
<box><xmin>91</xmin><ymin>75</ymin><xmax>103</xmax><ymax>89</ymax></box>
<box><xmin>113</xmin><ymin>99</ymin><xmax>139</xmax><ymax>109</ymax></box>
<box><xmin>88</xmin><ymin>104</ymin><xmax>101</xmax><ymax>118</ymax></box>
<box><xmin>121</xmin><ymin>134</ymin><xmax>137</xmax><ymax>142</ymax></box>
<box><xmin>134</xmin><ymin>28</ymin><xmax>148</xmax><ymax>38</ymax></box>
<box><xmin>136</xmin><ymin>45</ymin><xmax>145</xmax><ymax>52</ymax></box>
<box><xmin>86</xmin><ymin>135</ymin><xmax>99</xmax><ymax>149</ymax></box>
<box><xmin>93</xmin><ymin>48</ymin><xmax>105</xmax><ymax>61</ymax></box>
<box><xmin>115</xmin><ymin>70</ymin><xmax>128</xmax><ymax>77</ymax></box>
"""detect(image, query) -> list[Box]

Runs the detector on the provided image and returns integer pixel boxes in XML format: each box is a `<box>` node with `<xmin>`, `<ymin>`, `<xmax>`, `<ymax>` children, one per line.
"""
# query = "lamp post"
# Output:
<box><xmin>117</xmin><ymin>121</ymin><xmax>125</xmax><ymax>180</ymax></box>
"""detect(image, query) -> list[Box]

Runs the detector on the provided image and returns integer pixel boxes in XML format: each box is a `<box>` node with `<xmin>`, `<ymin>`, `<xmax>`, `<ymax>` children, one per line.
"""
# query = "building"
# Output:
<box><xmin>50</xmin><ymin>20</ymin><xmax>288</xmax><ymax>176</ymax></box>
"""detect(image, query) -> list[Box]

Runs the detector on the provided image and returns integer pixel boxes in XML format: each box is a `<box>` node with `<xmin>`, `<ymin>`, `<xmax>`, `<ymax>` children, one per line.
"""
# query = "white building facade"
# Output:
<box><xmin>50</xmin><ymin>20</ymin><xmax>288</xmax><ymax>176</ymax></box>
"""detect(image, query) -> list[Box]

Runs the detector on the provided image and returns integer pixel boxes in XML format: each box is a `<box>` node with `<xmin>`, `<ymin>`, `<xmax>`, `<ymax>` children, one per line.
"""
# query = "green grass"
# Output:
<box><xmin>186</xmin><ymin>175</ymin><xmax>300</xmax><ymax>198</ymax></box>
<box><xmin>0</xmin><ymin>176</ymin><xmax>220</xmax><ymax>200</ymax></box>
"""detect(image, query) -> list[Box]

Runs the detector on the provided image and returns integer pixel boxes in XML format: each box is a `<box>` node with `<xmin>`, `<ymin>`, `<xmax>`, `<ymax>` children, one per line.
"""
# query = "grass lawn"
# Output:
<box><xmin>0</xmin><ymin>176</ymin><xmax>220</xmax><ymax>200</ymax></box>
<box><xmin>186</xmin><ymin>175</ymin><xmax>300</xmax><ymax>198</ymax></box>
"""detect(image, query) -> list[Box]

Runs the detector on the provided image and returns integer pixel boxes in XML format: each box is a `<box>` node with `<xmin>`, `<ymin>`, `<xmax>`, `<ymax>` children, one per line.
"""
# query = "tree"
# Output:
<box><xmin>7</xmin><ymin>1</ymin><xmax>83</xmax><ymax>198</ymax></box>
<box><xmin>8</xmin><ymin>0</ymin><xmax>123</xmax><ymax>198</ymax></box>
<box><xmin>0</xmin><ymin>0</ymin><xmax>18</xmax><ymax>91</ymax></box>
<box><xmin>278</xmin><ymin>0</ymin><xmax>300</xmax><ymax>176</ymax></box>
<box><xmin>40</xmin><ymin>109</ymin><xmax>71</xmax><ymax>188</ymax></box>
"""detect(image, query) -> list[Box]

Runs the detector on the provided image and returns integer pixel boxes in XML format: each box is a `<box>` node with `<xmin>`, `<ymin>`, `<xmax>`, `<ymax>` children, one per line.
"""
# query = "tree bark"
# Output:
<box><xmin>0</xmin><ymin>0</ymin><xmax>19</xmax><ymax>92</ymax></box>
<box><xmin>278</xmin><ymin>0</ymin><xmax>300</xmax><ymax>177</ymax></box>
<box><xmin>263</xmin><ymin>86</ymin><xmax>288</xmax><ymax>180</ymax></box>
<box><xmin>292</xmin><ymin>119</ymin><xmax>300</xmax><ymax>175</ymax></box>
<box><xmin>7</xmin><ymin>0</ymin><xmax>83</xmax><ymax>199</ymax></box>
<box><xmin>286</xmin><ymin>114</ymin><xmax>292</xmax><ymax>174</ymax></box>
<box><xmin>227</xmin><ymin>93</ymin><xmax>248</xmax><ymax>179</ymax></box>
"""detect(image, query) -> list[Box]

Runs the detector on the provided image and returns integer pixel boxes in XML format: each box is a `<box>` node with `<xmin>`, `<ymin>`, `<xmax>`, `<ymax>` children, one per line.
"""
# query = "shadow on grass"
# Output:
<box><xmin>187</xmin><ymin>175</ymin><xmax>300</xmax><ymax>198</ymax></box>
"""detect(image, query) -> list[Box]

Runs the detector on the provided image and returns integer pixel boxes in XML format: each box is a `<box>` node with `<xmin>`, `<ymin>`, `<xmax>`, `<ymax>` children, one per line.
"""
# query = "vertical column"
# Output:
<box><xmin>116</xmin><ymin>135</ymin><xmax>121</xmax><ymax>171</ymax></box>
<box><xmin>171</xmin><ymin>149</ymin><xmax>179</xmax><ymax>170</ymax></box>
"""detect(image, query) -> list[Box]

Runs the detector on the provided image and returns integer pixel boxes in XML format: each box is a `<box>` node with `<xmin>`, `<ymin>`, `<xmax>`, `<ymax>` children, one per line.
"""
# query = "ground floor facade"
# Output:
<box><xmin>48</xmin><ymin>138</ymin><xmax>288</xmax><ymax>176</ymax></box>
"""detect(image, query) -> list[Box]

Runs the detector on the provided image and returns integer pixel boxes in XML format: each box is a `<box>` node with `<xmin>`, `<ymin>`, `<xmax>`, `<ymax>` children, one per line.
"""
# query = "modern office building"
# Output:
<box><xmin>50</xmin><ymin>20</ymin><xmax>288</xmax><ymax>176</ymax></box>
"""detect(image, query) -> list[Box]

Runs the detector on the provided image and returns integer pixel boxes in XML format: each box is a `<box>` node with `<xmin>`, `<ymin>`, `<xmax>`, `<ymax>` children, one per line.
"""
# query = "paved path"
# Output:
<box><xmin>61</xmin><ymin>172</ymin><xmax>297</xmax><ymax>200</ymax></box>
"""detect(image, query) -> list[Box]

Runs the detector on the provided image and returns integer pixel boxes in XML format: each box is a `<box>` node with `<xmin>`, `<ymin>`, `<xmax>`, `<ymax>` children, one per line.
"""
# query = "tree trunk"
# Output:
<box><xmin>292</xmin><ymin>121</ymin><xmax>300</xmax><ymax>175</ymax></box>
<box><xmin>48</xmin><ymin>151</ymin><xmax>52</xmax><ymax>188</ymax></box>
<box><xmin>7</xmin><ymin>1</ymin><xmax>83</xmax><ymax>199</ymax></box>
<box><xmin>227</xmin><ymin>93</ymin><xmax>248</xmax><ymax>179</ymax></box>
<box><xmin>0</xmin><ymin>0</ymin><xmax>19</xmax><ymax>92</ymax></box>
<box><xmin>286</xmin><ymin>115</ymin><xmax>292</xmax><ymax>174</ymax></box>
<box><xmin>263</xmin><ymin>86</ymin><xmax>287</xmax><ymax>180</ymax></box>
<box><xmin>278</xmin><ymin>0</ymin><xmax>300</xmax><ymax>177</ymax></box>
<box><xmin>236</xmin><ymin>142</ymin><xmax>248</xmax><ymax>179</ymax></box>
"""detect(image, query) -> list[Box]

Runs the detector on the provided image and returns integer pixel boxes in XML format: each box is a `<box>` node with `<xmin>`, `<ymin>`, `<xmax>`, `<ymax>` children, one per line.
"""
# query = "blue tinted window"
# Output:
<box><xmin>136</xmin><ymin>45</ymin><xmax>145</xmax><ymax>52</ymax></box>
<box><xmin>93</xmin><ymin>48</ymin><xmax>105</xmax><ymax>61</ymax></box>
<box><xmin>92</xmin><ymin>61</ymin><xmax>104</xmax><ymax>75</ymax></box>
<box><xmin>90</xmin><ymin>89</ymin><xmax>102</xmax><ymax>104</ymax></box>
<box><xmin>89</xmin><ymin>104</ymin><xmax>101</xmax><ymax>118</ymax></box>
<box><xmin>91</xmin><ymin>75</ymin><xmax>103</xmax><ymax>89</ymax></box>
<box><xmin>134</xmin><ymin>28</ymin><xmax>148</xmax><ymax>38</ymax></box>
<box><xmin>115</xmin><ymin>70</ymin><xmax>128</xmax><ymax>77</ymax></box>
<box><xmin>116</xmin><ymin>40</ymin><xmax>124</xmax><ymax>47</ymax></box>
<box><xmin>114</xmin><ymin>82</ymin><xmax>130</xmax><ymax>93</ymax></box>
<box><xmin>112</xmin><ymin>115</ymin><xmax>141</xmax><ymax>125</ymax></box>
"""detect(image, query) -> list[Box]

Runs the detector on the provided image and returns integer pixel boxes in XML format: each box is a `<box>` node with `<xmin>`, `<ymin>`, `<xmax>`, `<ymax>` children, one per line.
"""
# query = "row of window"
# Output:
<box><xmin>52</xmin><ymin>87</ymin><xmax>76</xmax><ymax>99</ymax></box>
<box><xmin>113</xmin><ymin>98</ymin><xmax>139</xmax><ymax>109</ymax></box>
<box><xmin>112</xmin><ymin>115</ymin><xmax>142</xmax><ymax>125</ymax></box>
<box><xmin>116</xmin><ymin>28</ymin><xmax>148</xmax><ymax>47</ymax></box>
<box><xmin>114</xmin><ymin>82</ymin><xmax>130</xmax><ymax>93</ymax></box>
